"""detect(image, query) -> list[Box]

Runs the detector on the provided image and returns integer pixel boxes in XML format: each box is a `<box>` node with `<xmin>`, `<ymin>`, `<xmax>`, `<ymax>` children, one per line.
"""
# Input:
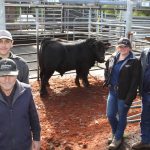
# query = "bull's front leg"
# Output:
<box><xmin>75</xmin><ymin>74</ymin><xmax>80</xmax><ymax>87</ymax></box>
<box><xmin>81</xmin><ymin>72</ymin><xmax>90</xmax><ymax>87</ymax></box>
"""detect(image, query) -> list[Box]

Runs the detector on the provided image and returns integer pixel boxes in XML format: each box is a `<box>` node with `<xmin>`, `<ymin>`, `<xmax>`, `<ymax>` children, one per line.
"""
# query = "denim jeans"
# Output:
<box><xmin>141</xmin><ymin>92</ymin><xmax>150</xmax><ymax>144</ymax></box>
<box><xmin>106</xmin><ymin>90</ymin><xmax>130</xmax><ymax>140</ymax></box>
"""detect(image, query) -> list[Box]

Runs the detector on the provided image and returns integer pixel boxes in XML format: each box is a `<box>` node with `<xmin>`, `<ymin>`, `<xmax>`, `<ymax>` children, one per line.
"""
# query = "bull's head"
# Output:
<box><xmin>85</xmin><ymin>38</ymin><xmax>111</xmax><ymax>63</ymax></box>
<box><xmin>95</xmin><ymin>40</ymin><xmax>111</xmax><ymax>63</ymax></box>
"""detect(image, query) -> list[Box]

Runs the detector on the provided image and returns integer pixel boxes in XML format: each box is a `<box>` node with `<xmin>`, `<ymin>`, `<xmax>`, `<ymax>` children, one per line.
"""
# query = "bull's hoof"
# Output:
<box><xmin>75</xmin><ymin>80</ymin><xmax>80</xmax><ymax>87</ymax></box>
<box><xmin>40</xmin><ymin>91</ymin><xmax>48</xmax><ymax>98</ymax></box>
<box><xmin>82</xmin><ymin>82</ymin><xmax>90</xmax><ymax>87</ymax></box>
<box><xmin>46</xmin><ymin>82</ymin><xmax>50</xmax><ymax>87</ymax></box>
<box><xmin>75</xmin><ymin>82</ymin><xmax>81</xmax><ymax>87</ymax></box>
<box><xmin>40</xmin><ymin>93</ymin><xmax>48</xmax><ymax>98</ymax></box>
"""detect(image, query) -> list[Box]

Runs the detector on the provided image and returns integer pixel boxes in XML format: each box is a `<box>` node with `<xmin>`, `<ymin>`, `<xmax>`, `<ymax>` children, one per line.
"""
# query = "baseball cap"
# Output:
<box><xmin>0</xmin><ymin>58</ymin><xmax>18</xmax><ymax>76</ymax></box>
<box><xmin>117</xmin><ymin>37</ymin><xmax>131</xmax><ymax>48</ymax></box>
<box><xmin>0</xmin><ymin>30</ymin><xmax>13</xmax><ymax>40</ymax></box>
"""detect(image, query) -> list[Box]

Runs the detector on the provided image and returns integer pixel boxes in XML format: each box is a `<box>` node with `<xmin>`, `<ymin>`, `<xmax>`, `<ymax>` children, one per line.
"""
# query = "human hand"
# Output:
<box><xmin>124</xmin><ymin>103</ymin><xmax>130</xmax><ymax>108</ymax></box>
<box><xmin>32</xmin><ymin>141</ymin><xmax>40</xmax><ymax>150</ymax></box>
<box><xmin>103</xmin><ymin>82</ymin><xmax>107</xmax><ymax>88</ymax></box>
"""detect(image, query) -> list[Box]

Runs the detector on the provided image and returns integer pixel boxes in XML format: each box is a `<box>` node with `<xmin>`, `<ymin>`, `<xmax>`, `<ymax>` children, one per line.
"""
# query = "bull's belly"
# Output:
<box><xmin>56</xmin><ymin>66</ymin><xmax>76</xmax><ymax>76</ymax></box>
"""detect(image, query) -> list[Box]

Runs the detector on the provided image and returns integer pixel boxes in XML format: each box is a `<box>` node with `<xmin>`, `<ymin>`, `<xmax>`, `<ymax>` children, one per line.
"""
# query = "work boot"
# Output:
<box><xmin>132</xmin><ymin>141</ymin><xmax>150</xmax><ymax>149</ymax></box>
<box><xmin>108</xmin><ymin>138</ymin><xmax>122</xmax><ymax>150</ymax></box>
<box><xmin>108</xmin><ymin>134</ymin><xmax>114</xmax><ymax>145</ymax></box>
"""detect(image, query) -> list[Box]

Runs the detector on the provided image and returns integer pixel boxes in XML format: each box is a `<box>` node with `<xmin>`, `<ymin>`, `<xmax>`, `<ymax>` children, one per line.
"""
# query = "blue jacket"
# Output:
<box><xmin>140</xmin><ymin>48</ymin><xmax>150</xmax><ymax>94</ymax></box>
<box><xmin>0</xmin><ymin>80</ymin><xmax>41</xmax><ymax>150</ymax></box>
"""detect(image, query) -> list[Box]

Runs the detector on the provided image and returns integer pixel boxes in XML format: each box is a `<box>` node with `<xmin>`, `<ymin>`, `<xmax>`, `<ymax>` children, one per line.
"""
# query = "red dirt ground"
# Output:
<box><xmin>31</xmin><ymin>74</ymin><xmax>141</xmax><ymax>150</ymax></box>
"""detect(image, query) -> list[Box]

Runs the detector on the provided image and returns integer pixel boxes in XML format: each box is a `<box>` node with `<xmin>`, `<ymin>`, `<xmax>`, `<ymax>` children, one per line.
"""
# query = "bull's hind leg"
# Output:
<box><xmin>40</xmin><ymin>77</ymin><xmax>49</xmax><ymax>97</ymax></box>
<box><xmin>75</xmin><ymin>70</ymin><xmax>81</xmax><ymax>87</ymax></box>
<box><xmin>40</xmin><ymin>70</ymin><xmax>49</xmax><ymax>87</ymax></box>
<box><xmin>40</xmin><ymin>70</ymin><xmax>54</xmax><ymax>97</ymax></box>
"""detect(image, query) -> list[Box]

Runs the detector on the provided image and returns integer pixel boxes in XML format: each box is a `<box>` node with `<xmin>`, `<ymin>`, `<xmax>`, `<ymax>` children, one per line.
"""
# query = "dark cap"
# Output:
<box><xmin>0</xmin><ymin>58</ymin><xmax>18</xmax><ymax>76</ymax></box>
<box><xmin>117</xmin><ymin>37</ymin><xmax>131</xmax><ymax>48</ymax></box>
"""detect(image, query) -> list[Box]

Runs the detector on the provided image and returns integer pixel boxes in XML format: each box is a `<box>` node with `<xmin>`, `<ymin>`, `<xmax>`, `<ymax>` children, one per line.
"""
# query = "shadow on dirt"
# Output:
<box><xmin>33</xmin><ymin>77</ymin><xmax>141</xmax><ymax>150</ymax></box>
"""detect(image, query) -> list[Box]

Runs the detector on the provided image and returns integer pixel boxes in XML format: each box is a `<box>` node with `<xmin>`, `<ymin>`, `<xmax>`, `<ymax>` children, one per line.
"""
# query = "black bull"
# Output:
<box><xmin>39</xmin><ymin>38</ymin><xmax>110</xmax><ymax>97</ymax></box>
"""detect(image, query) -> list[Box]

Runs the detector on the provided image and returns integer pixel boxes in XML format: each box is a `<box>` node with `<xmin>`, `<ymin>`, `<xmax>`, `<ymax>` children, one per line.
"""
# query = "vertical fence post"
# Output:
<box><xmin>125</xmin><ymin>0</ymin><xmax>133</xmax><ymax>38</ymax></box>
<box><xmin>0</xmin><ymin>0</ymin><xmax>6</xmax><ymax>30</ymax></box>
<box><xmin>88</xmin><ymin>7</ymin><xmax>92</xmax><ymax>38</ymax></box>
<box><xmin>36</xmin><ymin>7</ymin><xmax>40</xmax><ymax>81</ymax></box>
<box><xmin>96</xmin><ymin>8</ymin><xmax>100</xmax><ymax>37</ymax></box>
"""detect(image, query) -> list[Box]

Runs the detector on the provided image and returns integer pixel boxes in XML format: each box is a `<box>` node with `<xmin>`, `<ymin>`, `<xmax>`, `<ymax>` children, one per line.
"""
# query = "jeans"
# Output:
<box><xmin>106</xmin><ymin>90</ymin><xmax>130</xmax><ymax>140</ymax></box>
<box><xmin>141</xmin><ymin>92</ymin><xmax>150</xmax><ymax>144</ymax></box>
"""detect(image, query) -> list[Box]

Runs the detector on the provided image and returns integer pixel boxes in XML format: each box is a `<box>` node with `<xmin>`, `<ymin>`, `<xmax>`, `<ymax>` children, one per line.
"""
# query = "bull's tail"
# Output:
<box><xmin>38</xmin><ymin>38</ymin><xmax>53</xmax><ymax>81</ymax></box>
<box><xmin>39</xmin><ymin>38</ymin><xmax>51</xmax><ymax>54</ymax></box>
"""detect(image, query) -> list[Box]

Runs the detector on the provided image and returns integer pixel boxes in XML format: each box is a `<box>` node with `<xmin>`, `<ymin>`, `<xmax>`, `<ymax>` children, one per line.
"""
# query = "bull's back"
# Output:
<box><xmin>40</xmin><ymin>41</ymin><xmax>66</xmax><ymax>70</ymax></box>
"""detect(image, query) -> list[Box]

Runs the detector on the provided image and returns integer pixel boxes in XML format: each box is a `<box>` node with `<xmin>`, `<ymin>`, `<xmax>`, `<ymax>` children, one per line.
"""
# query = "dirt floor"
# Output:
<box><xmin>31</xmin><ymin>74</ymin><xmax>142</xmax><ymax>150</ymax></box>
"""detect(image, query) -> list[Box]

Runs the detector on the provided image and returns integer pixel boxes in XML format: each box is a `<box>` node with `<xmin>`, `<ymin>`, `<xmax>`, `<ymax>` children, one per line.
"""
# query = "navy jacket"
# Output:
<box><xmin>0</xmin><ymin>80</ymin><xmax>41</xmax><ymax>150</ymax></box>
<box><xmin>140</xmin><ymin>48</ymin><xmax>150</xmax><ymax>94</ymax></box>
<box><xmin>9</xmin><ymin>52</ymin><xmax>29</xmax><ymax>84</ymax></box>
<box><xmin>104</xmin><ymin>52</ymin><xmax>140</xmax><ymax>106</ymax></box>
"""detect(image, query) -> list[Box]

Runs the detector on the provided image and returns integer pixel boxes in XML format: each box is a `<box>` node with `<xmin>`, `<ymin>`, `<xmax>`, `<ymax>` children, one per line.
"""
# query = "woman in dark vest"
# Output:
<box><xmin>103</xmin><ymin>37</ymin><xmax>140</xmax><ymax>150</ymax></box>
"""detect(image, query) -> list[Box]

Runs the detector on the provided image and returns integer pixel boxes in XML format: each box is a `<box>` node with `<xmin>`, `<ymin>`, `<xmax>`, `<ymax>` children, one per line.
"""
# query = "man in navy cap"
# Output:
<box><xmin>0</xmin><ymin>58</ymin><xmax>41</xmax><ymax>150</ymax></box>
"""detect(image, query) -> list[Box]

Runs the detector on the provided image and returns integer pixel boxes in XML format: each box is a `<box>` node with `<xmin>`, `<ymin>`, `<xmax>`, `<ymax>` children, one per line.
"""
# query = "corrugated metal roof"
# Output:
<box><xmin>5</xmin><ymin>0</ymin><xmax>150</xmax><ymax>7</ymax></box>
<box><xmin>5</xmin><ymin>0</ymin><xmax>39</xmax><ymax>2</ymax></box>
<box><xmin>59</xmin><ymin>0</ymin><xmax>127</xmax><ymax>5</ymax></box>
<box><xmin>5</xmin><ymin>0</ymin><xmax>127</xmax><ymax>4</ymax></box>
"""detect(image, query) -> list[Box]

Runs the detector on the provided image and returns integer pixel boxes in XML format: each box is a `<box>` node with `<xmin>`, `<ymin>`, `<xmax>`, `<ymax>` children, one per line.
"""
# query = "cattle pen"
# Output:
<box><xmin>2</xmin><ymin>0</ymin><xmax>150</xmax><ymax>124</ymax></box>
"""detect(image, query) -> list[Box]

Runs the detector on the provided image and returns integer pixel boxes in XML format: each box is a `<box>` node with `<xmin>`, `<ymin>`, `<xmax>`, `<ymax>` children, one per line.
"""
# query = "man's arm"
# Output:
<box><xmin>29</xmin><ymin>95</ymin><xmax>41</xmax><ymax>141</ymax></box>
